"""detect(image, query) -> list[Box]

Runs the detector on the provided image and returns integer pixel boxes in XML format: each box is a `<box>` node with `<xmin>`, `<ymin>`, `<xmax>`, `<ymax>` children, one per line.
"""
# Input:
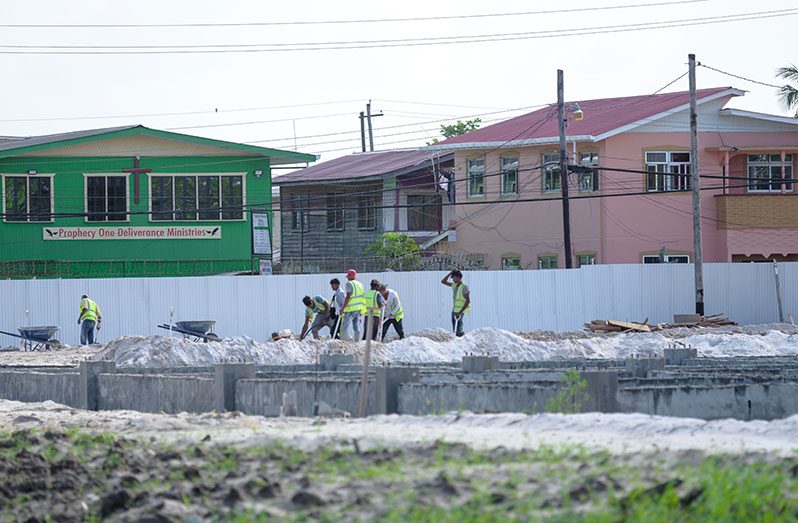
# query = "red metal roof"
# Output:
<box><xmin>274</xmin><ymin>149</ymin><xmax>452</xmax><ymax>185</ymax></box>
<box><xmin>437</xmin><ymin>87</ymin><xmax>738</xmax><ymax>146</ymax></box>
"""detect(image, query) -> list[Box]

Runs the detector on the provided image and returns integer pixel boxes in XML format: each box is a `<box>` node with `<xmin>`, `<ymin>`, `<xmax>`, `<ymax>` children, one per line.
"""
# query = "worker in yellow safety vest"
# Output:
<box><xmin>339</xmin><ymin>269</ymin><xmax>366</xmax><ymax>341</ymax></box>
<box><xmin>441</xmin><ymin>269</ymin><xmax>470</xmax><ymax>337</ymax></box>
<box><xmin>362</xmin><ymin>279</ymin><xmax>384</xmax><ymax>341</ymax></box>
<box><xmin>300</xmin><ymin>295</ymin><xmax>334</xmax><ymax>340</ymax></box>
<box><xmin>77</xmin><ymin>294</ymin><xmax>102</xmax><ymax>345</ymax></box>
<box><xmin>379</xmin><ymin>283</ymin><xmax>404</xmax><ymax>341</ymax></box>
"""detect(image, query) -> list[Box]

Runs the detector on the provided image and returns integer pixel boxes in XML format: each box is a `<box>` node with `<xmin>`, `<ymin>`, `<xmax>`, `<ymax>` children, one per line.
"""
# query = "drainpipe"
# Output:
<box><xmin>723</xmin><ymin>151</ymin><xmax>729</xmax><ymax>195</ymax></box>
<box><xmin>781</xmin><ymin>151</ymin><xmax>787</xmax><ymax>194</ymax></box>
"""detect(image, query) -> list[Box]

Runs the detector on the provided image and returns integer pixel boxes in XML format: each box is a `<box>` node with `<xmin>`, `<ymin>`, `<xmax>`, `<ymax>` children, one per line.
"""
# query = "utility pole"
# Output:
<box><xmin>366</xmin><ymin>100</ymin><xmax>375</xmax><ymax>151</ymax></box>
<box><xmin>557</xmin><ymin>69</ymin><xmax>573</xmax><ymax>269</ymax></box>
<box><xmin>356</xmin><ymin>101</ymin><xmax>383</xmax><ymax>152</ymax></box>
<box><xmin>689</xmin><ymin>53</ymin><xmax>704</xmax><ymax>315</ymax></box>
<box><xmin>359</xmin><ymin>111</ymin><xmax>366</xmax><ymax>152</ymax></box>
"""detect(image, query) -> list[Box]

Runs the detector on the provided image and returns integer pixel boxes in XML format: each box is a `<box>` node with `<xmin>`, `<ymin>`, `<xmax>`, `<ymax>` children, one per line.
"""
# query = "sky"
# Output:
<box><xmin>2</xmin><ymin>0</ymin><xmax>797</xmax><ymax>164</ymax></box>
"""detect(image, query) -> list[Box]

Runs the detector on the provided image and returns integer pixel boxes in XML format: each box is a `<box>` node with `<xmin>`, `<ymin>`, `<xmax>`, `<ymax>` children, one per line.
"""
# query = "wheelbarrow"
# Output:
<box><xmin>157</xmin><ymin>320</ymin><xmax>221</xmax><ymax>343</ymax></box>
<box><xmin>0</xmin><ymin>326</ymin><xmax>63</xmax><ymax>351</ymax></box>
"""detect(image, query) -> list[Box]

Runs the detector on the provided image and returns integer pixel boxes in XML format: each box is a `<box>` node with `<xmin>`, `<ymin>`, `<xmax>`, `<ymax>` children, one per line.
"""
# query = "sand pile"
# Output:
<box><xmin>86</xmin><ymin>325</ymin><xmax>798</xmax><ymax>368</ymax></box>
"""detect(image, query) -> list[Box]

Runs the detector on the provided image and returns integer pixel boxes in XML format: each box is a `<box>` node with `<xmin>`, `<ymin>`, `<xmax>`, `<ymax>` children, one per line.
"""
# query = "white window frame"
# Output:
<box><xmin>645</xmin><ymin>151</ymin><xmax>691</xmax><ymax>192</ymax></box>
<box><xmin>578</xmin><ymin>152</ymin><xmax>599</xmax><ymax>193</ymax></box>
<box><xmin>541</xmin><ymin>153</ymin><xmax>561</xmax><ymax>193</ymax></box>
<box><xmin>466</xmin><ymin>158</ymin><xmax>485</xmax><ymax>198</ymax></box>
<box><xmin>500</xmin><ymin>156</ymin><xmax>519</xmax><ymax>195</ymax></box>
<box><xmin>147</xmin><ymin>173</ymin><xmax>247</xmax><ymax>223</ymax></box>
<box><xmin>577</xmin><ymin>253</ymin><xmax>596</xmax><ymax>267</ymax></box>
<box><xmin>642</xmin><ymin>254</ymin><xmax>691</xmax><ymax>264</ymax></box>
<box><xmin>83</xmin><ymin>173</ymin><xmax>130</xmax><ymax>223</ymax></box>
<box><xmin>326</xmin><ymin>193</ymin><xmax>345</xmax><ymax>232</ymax></box>
<box><xmin>1</xmin><ymin>173</ymin><xmax>55</xmax><ymax>223</ymax></box>
<box><xmin>538</xmin><ymin>254</ymin><xmax>558</xmax><ymax>270</ymax></box>
<box><xmin>746</xmin><ymin>154</ymin><xmax>794</xmax><ymax>193</ymax></box>
<box><xmin>289</xmin><ymin>192</ymin><xmax>309</xmax><ymax>232</ymax></box>
<box><xmin>501</xmin><ymin>256</ymin><xmax>521</xmax><ymax>270</ymax></box>
<box><xmin>357</xmin><ymin>194</ymin><xmax>378</xmax><ymax>231</ymax></box>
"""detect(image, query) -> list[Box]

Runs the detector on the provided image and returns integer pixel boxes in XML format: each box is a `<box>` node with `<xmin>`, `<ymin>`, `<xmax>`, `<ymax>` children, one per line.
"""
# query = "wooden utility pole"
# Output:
<box><xmin>689</xmin><ymin>53</ymin><xmax>704</xmax><ymax>315</ymax></box>
<box><xmin>358</xmin><ymin>314</ymin><xmax>374</xmax><ymax>417</ymax></box>
<box><xmin>557</xmin><ymin>69</ymin><xmax>573</xmax><ymax>269</ymax></box>
<box><xmin>359</xmin><ymin>111</ymin><xmax>366</xmax><ymax>152</ymax></box>
<box><xmin>366</xmin><ymin>100</ymin><xmax>375</xmax><ymax>152</ymax></box>
<box><xmin>773</xmin><ymin>259</ymin><xmax>784</xmax><ymax>323</ymax></box>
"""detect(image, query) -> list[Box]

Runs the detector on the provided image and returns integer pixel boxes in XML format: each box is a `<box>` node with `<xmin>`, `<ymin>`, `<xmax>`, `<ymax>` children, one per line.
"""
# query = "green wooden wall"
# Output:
<box><xmin>0</xmin><ymin>155</ymin><xmax>271</xmax><ymax>278</ymax></box>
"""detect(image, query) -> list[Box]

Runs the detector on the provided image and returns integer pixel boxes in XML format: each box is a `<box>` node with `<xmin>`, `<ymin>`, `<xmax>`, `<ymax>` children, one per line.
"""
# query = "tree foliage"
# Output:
<box><xmin>427</xmin><ymin>118</ymin><xmax>482</xmax><ymax>145</ymax></box>
<box><xmin>776</xmin><ymin>64</ymin><xmax>798</xmax><ymax>116</ymax></box>
<box><xmin>365</xmin><ymin>232</ymin><xmax>422</xmax><ymax>270</ymax></box>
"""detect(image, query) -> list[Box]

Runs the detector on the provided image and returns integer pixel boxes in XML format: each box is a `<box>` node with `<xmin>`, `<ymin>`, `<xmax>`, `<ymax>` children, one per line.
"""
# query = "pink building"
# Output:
<box><xmin>427</xmin><ymin>87</ymin><xmax>798</xmax><ymax>269</ymax></box>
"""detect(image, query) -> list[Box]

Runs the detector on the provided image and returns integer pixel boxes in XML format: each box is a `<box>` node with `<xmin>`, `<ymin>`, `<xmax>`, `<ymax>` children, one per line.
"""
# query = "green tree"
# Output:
<box><xmin>776</xmin><ymin>64</ymin><xmax>798</xmax><ymax>116</ymax></box>
<box><xmin>427</xmin><ymin>118</ymin><xmax>482</xmax><ymax>145</ymax></box>
<box><xmin>365</xmin><ymin>232</ymin><xmax>422</xmax><ymax>270</ymax></box>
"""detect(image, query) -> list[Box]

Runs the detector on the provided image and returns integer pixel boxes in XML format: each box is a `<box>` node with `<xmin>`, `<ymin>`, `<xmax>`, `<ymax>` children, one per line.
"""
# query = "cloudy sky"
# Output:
<box><xmin>2</xmin><ymin>0</ymin><xmax>796</xmax><ymax>162</ymax></box>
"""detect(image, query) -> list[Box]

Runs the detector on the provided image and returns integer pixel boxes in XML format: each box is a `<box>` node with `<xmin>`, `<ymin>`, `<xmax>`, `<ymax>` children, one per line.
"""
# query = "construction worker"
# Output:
<box><xmin>379</xmin><ymin>283</ymin><xmax>404</xmax><ymax>341</ymax></box>
<box><xmin>362</xmin><ymin>279</ymin><xmax>384</xmax><ymax>341</ymax></box>
<box><xmin>300</xmin><ymin>295</ymin><xmax>334</xmax><ymax>340</ymax></box>
<box><xmin>339</xmin><ymin>269</ymin><xmax>365</xmax><ymax>341</ymax></box>
<box><xmin>441</xmin><ymin>269</ymin><xmax>470</xmax><ymax>337</ymax></box>
<box><xmin>77</xmin><ymin>294</ymin><xmax>102</xmax><ymax>345</ymax></box>
<box><xmin>329</xmin><ymin>278</ymin><xmax>345</xmax><ymax>339</ymax></box>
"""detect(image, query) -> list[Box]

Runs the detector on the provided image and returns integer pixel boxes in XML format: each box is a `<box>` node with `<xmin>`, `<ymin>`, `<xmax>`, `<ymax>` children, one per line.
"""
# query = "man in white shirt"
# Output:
<box><xmin>378</xmin><ymin>283</ymin><xmax>404</xmax><ymax>341</ymax></box>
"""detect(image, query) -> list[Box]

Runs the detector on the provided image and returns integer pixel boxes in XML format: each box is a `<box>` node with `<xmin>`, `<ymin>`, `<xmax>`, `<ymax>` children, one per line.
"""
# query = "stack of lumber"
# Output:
<box><xmin>584</xmin><ymin>314</ymin><xmax>736</xmax><ymax>333</ymax></box>
<box><xmin>584</xmin><ymin>319</ymin><xmax>652</xmax><ymax>333</ymax></box>
<box><xmin>679</xmin><ymin>314</ymin><xmax>736</xmax><ymax>328</ymax></box>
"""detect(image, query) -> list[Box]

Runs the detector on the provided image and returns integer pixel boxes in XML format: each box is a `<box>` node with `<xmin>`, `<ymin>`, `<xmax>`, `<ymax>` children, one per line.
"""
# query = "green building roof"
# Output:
<box><xmin>0</xmin><ymin>124</ymin><xmax>317</xmax><ymax>165</ymax></box>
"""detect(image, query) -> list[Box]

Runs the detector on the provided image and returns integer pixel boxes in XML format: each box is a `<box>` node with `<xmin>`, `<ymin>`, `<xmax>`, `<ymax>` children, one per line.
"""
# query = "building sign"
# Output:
<box><xmin>42</xmin><ymin>226</ymin><xmax>222</xmax><ymax>240</ymax></box>
<box><xmin>251</xmin><ymin>213</ymin><xmax>272</xmax><ymax>255</ymax></box>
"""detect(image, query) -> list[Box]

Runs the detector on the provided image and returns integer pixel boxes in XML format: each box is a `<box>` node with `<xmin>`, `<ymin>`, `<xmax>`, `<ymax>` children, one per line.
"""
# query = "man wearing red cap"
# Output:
<box><xmin>339</xmin><ymin>269</ymin><xmax>366</xmax><ymax>341</ymax></box>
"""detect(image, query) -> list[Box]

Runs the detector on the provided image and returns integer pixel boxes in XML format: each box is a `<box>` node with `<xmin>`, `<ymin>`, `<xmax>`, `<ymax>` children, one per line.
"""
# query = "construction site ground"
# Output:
<box><xmin>1</xmin><ymin>399</ymin><xmax>797</xmax><ymax>522</ymax></box>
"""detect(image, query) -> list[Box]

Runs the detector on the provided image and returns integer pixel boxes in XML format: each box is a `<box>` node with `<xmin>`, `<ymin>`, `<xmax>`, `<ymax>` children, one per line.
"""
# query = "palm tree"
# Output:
<box><xmin>776</xmin><ymin>65</ymin><xmax>798</xmax><ymax>116</ymax></box>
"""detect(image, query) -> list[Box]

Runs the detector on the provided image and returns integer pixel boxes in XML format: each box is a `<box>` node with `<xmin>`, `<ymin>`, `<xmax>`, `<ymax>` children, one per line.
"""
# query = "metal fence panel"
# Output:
<box><xmin>0</xmin><ymin>263</ymin><xmax>795</xmax><ymax>346</ymax></box>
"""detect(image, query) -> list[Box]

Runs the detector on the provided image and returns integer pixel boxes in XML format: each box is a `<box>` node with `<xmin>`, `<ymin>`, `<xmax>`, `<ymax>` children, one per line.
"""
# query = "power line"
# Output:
<box><xmin>0</xmin><ymin>1</ymin><xmax>708</xmax><ymax>28</ymax></box>
<box><xmin>699</xmin><ymin>63</ymin><xmax>782</xmax><ymax>89</ymax></box>
<box><xmin>0</xmin><ymin>99</ymin><xmax>362</xmax><ymax>124</ymax></box>
<box><xmin>3</xmin><ymin>10</ymin><xmax>795</xmax><ymax>55</ymax></box>
<box><xmin>0</xmin><ymin>181</ymin><xmax>757</xmax><ymax>220</ymax></box>
<box><xmin>164</xmin><ymin>111</ymin><xmax>353</xmax><ymax>131</ymax></box>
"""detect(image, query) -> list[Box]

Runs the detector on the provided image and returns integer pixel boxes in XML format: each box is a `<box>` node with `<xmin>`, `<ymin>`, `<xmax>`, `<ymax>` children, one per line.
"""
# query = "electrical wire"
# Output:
<box><xmin>699</xmin><ymin>63</ymin><xmax>782</xmax><ymax>89</ymax></box>
<box><xmin>2</xmin><ymin>9</ymin><xmax>795</xmax><ymax>55</ymax></box>
<box><xmin>0</xmin><ymin>1</ymin><xmax>709</xmax><ymax>28</ymax></box>
<box><xmin>0</xmin><ymin>99</ymin><xmax>363</xmax><ymax>124</ymax></box>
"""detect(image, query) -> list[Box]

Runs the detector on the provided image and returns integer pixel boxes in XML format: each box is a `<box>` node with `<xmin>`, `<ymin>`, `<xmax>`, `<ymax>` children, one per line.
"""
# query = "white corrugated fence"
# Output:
<box><xmin>0</xmin><ymin>263</ymin><xmax>795</xmax><ymax>346</ymax></box>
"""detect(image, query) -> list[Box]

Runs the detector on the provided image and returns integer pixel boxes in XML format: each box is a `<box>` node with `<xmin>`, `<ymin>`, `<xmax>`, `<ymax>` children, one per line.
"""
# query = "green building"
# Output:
<box><xmin>0</xmin><ymin>125</ymin><xmax>315</xmax><ymax>278</ymax></box>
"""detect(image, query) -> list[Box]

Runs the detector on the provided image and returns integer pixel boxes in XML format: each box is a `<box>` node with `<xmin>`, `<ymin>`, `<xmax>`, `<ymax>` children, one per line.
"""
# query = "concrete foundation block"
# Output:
<box><xmin>79</xmin><ymin>361</ymin><xmax>116</xmax><ymax>411</ymax></box>
<box><xmin>673</xmin><ymin>313</ymin><xmax>701</xmax><ymax>324</ymax></box>
<box><xmin>625</xmin><ymin>358</ymin><xmax>666</xmax><ymax>378</ymax></box>
<box><xmin>580</xmin><ymin>370</ymin><xmax>619</xmax><ymax>413</ymax></box>
<box><xmin>375</xmin><ymin>367</ymin><xmax>420</xmax><ymax>414</ymax></box>
<box><xmin>664</xmin><ymin>347</ymin><xmax>698</xmax><ymax>366</ymax></box>
<box><xmin>214</xmin><ymin>363</ymin><xmax>255</xmax><ymax>412</ymax></box>
<box><xmin>462</xmin><ymin>356</ymin><xmax>500</xmax><ymax>373</ymax></box>
<box><xmin>320</xmin><ymin>353</ymin><xmax>356</xmax><ymax>372</ymax></box>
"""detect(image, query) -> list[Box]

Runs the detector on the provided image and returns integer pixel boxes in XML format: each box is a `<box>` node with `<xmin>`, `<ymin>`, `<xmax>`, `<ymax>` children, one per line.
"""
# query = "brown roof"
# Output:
<box><xmin>274</xmin><ymin>149</ymin><xmax>453</xmax><ymax>185</ymax></box>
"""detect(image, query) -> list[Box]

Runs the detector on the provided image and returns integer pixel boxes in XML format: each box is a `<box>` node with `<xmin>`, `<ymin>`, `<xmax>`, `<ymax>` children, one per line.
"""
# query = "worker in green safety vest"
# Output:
<box><xmin>362</xmin><ymin>279</ymin><xmax>385</xmax><ymax>341</ymax></box>
<box><xmin>339</xmin><ymin>269</ymin><xmax>366</xmax><ymax>341</ymax></box>
<box><xmin>441</xmin><ymin>269</ymin><xmax>470</xmax><ymax>337</ymax></box>
<box><xmin>300</xmin><ymin>295</ymin><xmax>333</xmax><ymax>340</ymax></box>
<box><xmin>77</xmin><ymin>294</ymin><xmax>102</xmax><ymax>345</ymax></box>
<box><xmin>379</xmin><ymin>283</ymin><xmax>404</xmax><ymax>341</ymax></box>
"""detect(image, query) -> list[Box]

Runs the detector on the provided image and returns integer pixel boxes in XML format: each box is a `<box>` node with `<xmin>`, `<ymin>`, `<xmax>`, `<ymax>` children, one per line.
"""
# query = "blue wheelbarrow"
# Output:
<box><xmin>0</xmin><ymin>326</ymin><xmax>63</xmax><ymax>351</ymax></box>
